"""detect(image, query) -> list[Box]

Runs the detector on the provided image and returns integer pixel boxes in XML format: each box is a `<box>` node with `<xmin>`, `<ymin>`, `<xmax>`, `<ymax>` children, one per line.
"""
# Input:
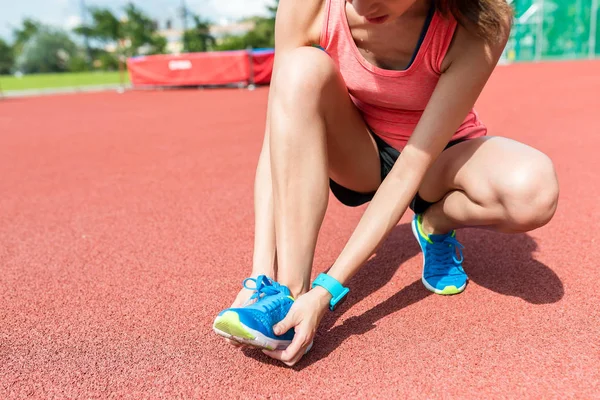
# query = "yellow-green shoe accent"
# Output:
<box><xmin>438</xmin><ymin>286</ymin><xmax>461</xmax><ymax>295</ymax></box>
<box><xmin>416</xmin><ymin>214</ymin><xmax>434</xmax><ymax>244</ymax></box>
<box><xmin>213</xmin><ymin>311</ymin><xmax>255</xmax><ymax>340</ymax></box>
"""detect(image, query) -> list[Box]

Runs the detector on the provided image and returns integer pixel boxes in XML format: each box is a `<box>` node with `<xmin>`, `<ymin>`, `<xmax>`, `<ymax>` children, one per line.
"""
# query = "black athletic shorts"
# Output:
<box><xmin>329</xmin><ymin>132</ymin><xmax>466</xmax><ymax>214</ymax></box>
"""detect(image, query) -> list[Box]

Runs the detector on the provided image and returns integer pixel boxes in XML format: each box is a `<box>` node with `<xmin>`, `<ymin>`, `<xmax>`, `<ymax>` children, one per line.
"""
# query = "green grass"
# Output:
<box><xmin>0</xmin><ymin>71</ymin><xmax>130</xmax><ymax>92</ymax></box>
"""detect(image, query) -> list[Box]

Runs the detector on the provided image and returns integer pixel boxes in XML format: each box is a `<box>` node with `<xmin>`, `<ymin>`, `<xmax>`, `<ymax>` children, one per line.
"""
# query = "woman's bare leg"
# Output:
<box><xmin>265</xmin><ymin>47</ymin><xmax>383</xmax><ymax>298</ymax></box>
<box><xmin>417</xmin><ymin>136</ymin><xmax>559</xmax><ymax>235</ymax></box>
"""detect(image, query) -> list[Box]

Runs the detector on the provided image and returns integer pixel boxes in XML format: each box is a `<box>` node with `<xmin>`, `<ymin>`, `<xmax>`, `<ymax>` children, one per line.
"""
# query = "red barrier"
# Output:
<box><xmin>252</xmin><ymin>51</ymin><xmax>275</xmax><ymax>85</ymax></box>
<box><xmin>127</xmin><ymin>50</ymin><xmax>275</xmax><ymax>87</ymax></box>
<box><xmin>127</xmin><ymin>51</ymin><xmax>251</xmax><ymax>87</ymax></box>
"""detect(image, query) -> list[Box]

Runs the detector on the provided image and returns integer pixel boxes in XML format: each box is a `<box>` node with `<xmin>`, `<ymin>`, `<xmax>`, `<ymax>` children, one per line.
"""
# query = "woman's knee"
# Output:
<box><xmin>501</xmin><ymin>154</ymin><xmax>559</xmax><ymax>231</ymax></box>
<box><xmin>271</xmin><ymin>47</ymin><xmax>341</xmax><ymax>109</ymax></box>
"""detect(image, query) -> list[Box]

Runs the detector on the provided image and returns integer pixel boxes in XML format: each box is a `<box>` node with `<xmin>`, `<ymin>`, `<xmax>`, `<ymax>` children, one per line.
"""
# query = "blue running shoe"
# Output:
<box><xmin>213</xmin><ymin>275</ymin><xmax>297</xmax><ymax>350</ymax></box>
<box><xmin>411</xmin><ymin>214</ymin><xmax>468</xmax><ymax>295</ymax></box>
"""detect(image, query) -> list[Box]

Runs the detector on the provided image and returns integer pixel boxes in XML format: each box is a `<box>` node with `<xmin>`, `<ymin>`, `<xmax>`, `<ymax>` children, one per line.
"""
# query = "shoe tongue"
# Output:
<box><xmin>259</xmin><ymin>277</ymin><xmax>292</xmax><ymax>297</ymax></box>
<box><xmin>276</xmin><ymin>284</ymin><xmax>292</xmax><ymax>297</ymax></box>
<box><xmin>256</xmin><ymin>275</ymin><xmax>272</xmax><ymax>286</ymax></box>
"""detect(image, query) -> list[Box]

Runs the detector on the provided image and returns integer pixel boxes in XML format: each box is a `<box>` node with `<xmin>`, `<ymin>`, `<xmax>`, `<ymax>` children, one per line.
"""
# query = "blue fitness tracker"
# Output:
<box><xmin>312</xmin><ymin>273</ymin><xmax>350</xmax><ymax>311</ymax></box>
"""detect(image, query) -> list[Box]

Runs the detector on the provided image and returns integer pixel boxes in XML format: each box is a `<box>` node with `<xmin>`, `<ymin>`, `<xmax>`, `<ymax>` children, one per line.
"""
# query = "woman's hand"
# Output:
<box><xmin>262</xmin><ymin>286</ymin><xmax>332</xmax><ymax>366</ymax></box>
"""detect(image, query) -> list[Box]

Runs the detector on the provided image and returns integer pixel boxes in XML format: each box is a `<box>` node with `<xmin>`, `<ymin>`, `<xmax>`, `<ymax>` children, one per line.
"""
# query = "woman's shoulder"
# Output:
<box><xmin>440</xmin><ymin>17</ymin><xmax>511</xmax><ymax>73</ymax></box>
<box><xmin>275</xmin><ymin>0</ymin><xmax>327</xmax><ymax>47</ymax></box>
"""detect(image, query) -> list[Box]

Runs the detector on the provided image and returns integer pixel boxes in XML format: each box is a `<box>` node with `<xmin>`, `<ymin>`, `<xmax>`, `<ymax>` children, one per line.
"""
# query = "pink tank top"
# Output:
<box><xmin>320</xmin><ymin>0</ymin><xmax>487</xmax><ymax>150</ymax></box>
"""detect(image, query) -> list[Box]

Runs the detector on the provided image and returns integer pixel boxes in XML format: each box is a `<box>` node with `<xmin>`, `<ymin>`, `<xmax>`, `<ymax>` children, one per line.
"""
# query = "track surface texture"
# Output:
<box><xmin>1</xmin><ymin>60</ymin><xmax>599</xmax><ymax>399</ymax></box>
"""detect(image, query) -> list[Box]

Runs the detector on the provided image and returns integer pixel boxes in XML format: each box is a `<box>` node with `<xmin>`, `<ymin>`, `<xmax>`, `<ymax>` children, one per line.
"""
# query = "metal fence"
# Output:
<box><xmin>502</xmin><ymin>0</ymin><xmax>599</xmax><ymax>62</ymax></box>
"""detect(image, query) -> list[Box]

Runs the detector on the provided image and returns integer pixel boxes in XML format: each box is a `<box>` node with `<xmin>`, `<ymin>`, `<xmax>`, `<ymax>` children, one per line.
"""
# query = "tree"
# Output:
<box><xmin>121</xmin><ymin>3</ymin><xmax>166</xmax><ymax>55</ymax></box>
<box><xmin>15</xmin><ymin>27</ymin><xmax>78</xmax><ymax>73</ymax></box>
<box><xmin>12</xmin><ymin>18</ymin><xmax>41</xmax><ymax>56</ymax></box>
<box><xmin>245</xmin><ymin>16</ymin><xmax>276</xmax><ymax>48</ymax></box>
<box><xmin>0</xmin><ymin>38</ymin><xmax>14</xmax><ymax>74</ymax></box>
<box><xmin>74</xmin><ymin>8</ymin><xmax>121</xmax><ymax>45</ymax></box>
<box><xmin>73</xmin><ymin>6</ymin><xmax>123</xmax><ymax>70</ymax></box>
<box><xmin>266</xmin><ymin>0</ymin><xmax>279</xmax><ymax>33</ymax></box>
<box><xmin>73</xmin><ymin>7</ymin><xmax>122</xmax><ymax>69</ymax></box>
<box><xmin>214</xmin><ymin>35</ymin><xmax>250</xmax><ymax>51</ymax></box>
<box><xmin>183</xmin><ymin>15</ymin><xmax>215</xmax><ymax>52</ymax></box>
<box><xmin>73</xmin><ymin>2</ymin><xmax>166</xmax><ymax>59</ymax></box>
<box><xmin>215</xmin><ymin>20</ymin><xmax>272</xmax><ymax>51</ymax></box>
<box><xmin>214</xmin><ymin>0</ymin><xmax>278</xmax><ymax>51</ymax></box>
<box><xmin>260</xmin><ymin>0</ymin><xmax>278</xmax><ymax>46</ymax></box>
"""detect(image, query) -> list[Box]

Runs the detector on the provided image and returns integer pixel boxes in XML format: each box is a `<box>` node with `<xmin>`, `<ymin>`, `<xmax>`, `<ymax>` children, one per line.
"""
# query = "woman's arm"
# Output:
<box><xmin>326</xmin><ymin>23</ymin><xmax>511</xmax><ymax>285</ymax></box>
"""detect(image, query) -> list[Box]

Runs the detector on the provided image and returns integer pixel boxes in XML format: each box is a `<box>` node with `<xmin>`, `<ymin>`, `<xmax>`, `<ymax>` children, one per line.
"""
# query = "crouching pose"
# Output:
<box><xmin>213</xmin><ymin>0</ymin><xmax>559</xmax><ymax>367</ymax></box>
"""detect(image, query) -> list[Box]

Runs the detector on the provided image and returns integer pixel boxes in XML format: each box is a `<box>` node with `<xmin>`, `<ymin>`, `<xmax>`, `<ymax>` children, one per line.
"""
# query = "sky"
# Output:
<box><xmin>0</xmin><ymin>0</ymin><xmax>274</xmax><ymax>41</ymax></box>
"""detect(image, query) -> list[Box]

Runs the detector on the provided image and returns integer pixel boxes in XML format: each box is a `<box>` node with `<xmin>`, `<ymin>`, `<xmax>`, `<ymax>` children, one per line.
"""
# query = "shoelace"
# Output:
<box><xmin>427</xmin><ymin>236</ymin><xmax>465</xmax><ymax>276</ymax></box>
<box><xmin>242</xmin><ymin>275</ymin><xmax>287</xmax><ymax>310</ymax></box>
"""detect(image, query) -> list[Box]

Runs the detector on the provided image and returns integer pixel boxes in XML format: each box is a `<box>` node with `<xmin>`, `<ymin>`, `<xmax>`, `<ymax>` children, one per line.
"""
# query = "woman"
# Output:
<box><xmin>213</xmin><ymin>0</ymin><xmax>559</xmax><ymax>367</ymax></box>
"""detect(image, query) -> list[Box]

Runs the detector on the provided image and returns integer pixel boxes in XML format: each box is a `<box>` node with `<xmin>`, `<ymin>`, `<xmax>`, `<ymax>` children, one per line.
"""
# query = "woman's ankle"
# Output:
<box><xmin>279</xmin><ymin>281</ymin><xmax>310</xmax><ymax>299</ymax></box>
<box><xmin>250</xmin><ymin>268</ymin><xmax>277</xmax><ymax>280</ymax></box>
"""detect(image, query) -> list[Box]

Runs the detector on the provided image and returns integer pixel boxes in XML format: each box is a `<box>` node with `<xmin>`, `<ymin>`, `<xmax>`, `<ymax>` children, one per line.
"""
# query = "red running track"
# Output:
<box><xmin>1</xmin><ymin>60</ymin><xmax>599</xmax><ymax>399</ymax></box>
